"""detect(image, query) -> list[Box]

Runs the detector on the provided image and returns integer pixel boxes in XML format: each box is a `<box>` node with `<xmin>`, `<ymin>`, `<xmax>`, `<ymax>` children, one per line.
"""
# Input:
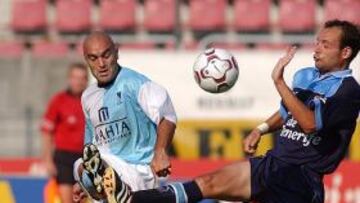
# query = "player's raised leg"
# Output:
<box><xmin>74</xmin><ymin>144</ymin><xmax>134</xmax><ymax>203</ymax></box>
<box><xmin>122</xmin><ymin>160</ymin><xmax>251</xmax><ymax>203</ymax></box>
<box><xmin>195</xmin><ymin>160</ymin><xmax>251</xmax><ymax>201</ymax></box>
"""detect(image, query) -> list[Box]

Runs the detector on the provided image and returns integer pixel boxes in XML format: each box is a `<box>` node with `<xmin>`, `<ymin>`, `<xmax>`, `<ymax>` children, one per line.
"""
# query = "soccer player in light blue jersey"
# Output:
<box><xmin>72</xmin><ymin>32</ymin><xmax>177</xmax><ymax>203</ymax></box>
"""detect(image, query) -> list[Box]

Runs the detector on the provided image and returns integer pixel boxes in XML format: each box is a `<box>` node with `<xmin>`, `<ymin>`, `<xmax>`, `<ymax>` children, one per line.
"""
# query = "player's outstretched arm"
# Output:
<box><xmin>272</xmin><ymin>46</ymin><xmax>316</xmax><ymax>134</ymax></box>
<box><xmin>243</xmin><ymin>111</ymin><xmax>283</xmax><ymax>155</ymax></box>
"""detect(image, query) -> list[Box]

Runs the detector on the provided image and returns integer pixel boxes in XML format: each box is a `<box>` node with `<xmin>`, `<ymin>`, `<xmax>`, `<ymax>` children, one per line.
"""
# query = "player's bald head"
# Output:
<box><xmin>83</xmin><ymin>31</ymin><xmax>116</xmax><ymax>56</ymax></box>
<box><xmin>82</xmin><ymin>31</ymin><xmax>119</xmax><ymax>86</ymax></box>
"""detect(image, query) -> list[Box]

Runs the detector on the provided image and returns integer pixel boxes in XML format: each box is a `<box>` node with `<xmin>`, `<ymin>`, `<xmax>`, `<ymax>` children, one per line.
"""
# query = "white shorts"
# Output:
<box><xmin>74</xmin><ymin>152</ymin><xmax>159</xmax><ymax>192</ymax></box>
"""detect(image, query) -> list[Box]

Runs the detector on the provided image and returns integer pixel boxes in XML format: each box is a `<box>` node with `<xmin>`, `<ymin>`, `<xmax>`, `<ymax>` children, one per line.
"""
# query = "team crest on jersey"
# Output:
<box><xmin>98</xmin><ymin>107</ymin><xmax>110</xmax><ymax>123</ymax></box>
<box><xmin>116</xmin><ymin>91</ymin><xmax>123</xmax><ymax>104</ymax></box>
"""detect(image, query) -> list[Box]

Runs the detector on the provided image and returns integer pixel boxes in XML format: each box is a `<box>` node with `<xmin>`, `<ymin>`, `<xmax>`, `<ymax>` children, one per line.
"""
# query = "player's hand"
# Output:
<box><xmin>271</xmin><ymin>46</ymin><xmax>297</xmax><ymax>84</ymax></box>
<box><xmin>45</xmin><ymin>159</ymin><xmax>57</xmax><ymax>177</ymax></box>
<box><xmin>243</xmin><ymin>128</ymin><xmax>262</xmax><ymax>156</ymax></box>
<box><xmin>73</xmin><ymin>183</ymin><xmax>87</xmax><ymax>203</ymax></box>
<box><xmin>151</xmin><ymin>150</ymin><xmax>172</xmax><ymax>177</ymax></box>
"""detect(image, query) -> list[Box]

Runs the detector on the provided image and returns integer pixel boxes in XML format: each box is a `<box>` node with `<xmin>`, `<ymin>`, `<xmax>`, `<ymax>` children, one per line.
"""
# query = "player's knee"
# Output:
<box><xmin>196</xmin><ymin>174</ymin><xmax>220</xmax><ymax>195</ymax></box>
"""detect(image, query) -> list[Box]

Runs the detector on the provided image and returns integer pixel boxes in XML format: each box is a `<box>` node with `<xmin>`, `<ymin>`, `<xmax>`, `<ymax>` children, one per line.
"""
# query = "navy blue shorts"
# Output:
<box><xmin>250</xmin><ymin>154</ymin><xmax>324</xmax><ymax>203</ymax></box>
<box><xmin>54</xmin><ymin>150</ymin><xmax>82</xmax><ymax>184</ymax></box>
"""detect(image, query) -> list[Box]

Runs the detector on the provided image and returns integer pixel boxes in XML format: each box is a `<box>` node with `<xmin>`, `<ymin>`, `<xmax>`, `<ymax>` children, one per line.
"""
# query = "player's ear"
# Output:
<box><xmin>342</xmin><ymin>46</ymin><xmax>352</xmax><ymax>60</ymax></box>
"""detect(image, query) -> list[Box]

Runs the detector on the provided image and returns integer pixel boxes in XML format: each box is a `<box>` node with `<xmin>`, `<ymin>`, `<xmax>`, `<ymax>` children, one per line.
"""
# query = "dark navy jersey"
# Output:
<box><xmin>269</xmin><ymin>67</ymin><xmax>360</xmax><ymax>175</ymax></box>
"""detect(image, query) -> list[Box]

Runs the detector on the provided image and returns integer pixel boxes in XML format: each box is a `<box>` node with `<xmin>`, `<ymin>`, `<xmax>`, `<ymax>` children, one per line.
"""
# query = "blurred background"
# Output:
<box><xmin>0</xmin><ymin>0</ymin><xmax>359</xmax><ymax>202</ymax></box>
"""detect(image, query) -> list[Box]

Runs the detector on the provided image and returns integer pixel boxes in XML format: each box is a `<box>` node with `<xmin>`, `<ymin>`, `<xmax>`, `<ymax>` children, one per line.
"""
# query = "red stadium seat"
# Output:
<box><xmin>279</xmin><ymin>0</ymin><xmax>316</xmax><ymax>33</ymax></box>
<box><xmin>189</xmin><ymin>0</ymin><xmax>226</xmax><ymax>32</ymax></box>
<box><xmin>324</xmin><ymin>0</ymin><xmax>360</xmax><ymax>25</ymax></box>
<box><xmin>233</xmin><ymin>0</ymin><xmax>271</xmax><ymax>32</ymax></box>
<box><xmin>55</xmin><ymin>0</ymin><xmax>92</xmax><ymax>33</ymax></box>
<box><xmin>144</xmin><ymin>0</ymin><xmax>175</xmax><ymax>32</ymax></box>
<box><xmin>183</xmin><ymin>41</ymin><xmax>199</xmax><ymax>50</ymax></box>
<box><xmin>164</xmin><ymin>41</ymin><xmax>176</xmax><ymax>50</ymax></box>
<box><xmin>119</xmin><ymin>42</ymin><xmax>156</xmax><ymax>50</ymax></box>
<box><xmin>256</xmin><ymin>43</ymin><xmax>291</xmax><ymax>50</ymax></box>
<box><xmin>210</xmin><ymin>42</ymin><xmax>246</xmax><ymax>50</ymax></box>
<box><xmin>99</xmin><ymin>0</ymin><xmax>136</xmax><ymax>32</ymax></box>
<box><xmin>11</xmin><ymin>0</ymin><xmax>47</xmax><ymax>32</ymax></box>
<box><xmin>0</xmin><ymin>42</ymin><xmax>24</xmax><ymax>57</ymax></box>
<box><xmin>32</xmin><ymin>41</ymin><xmax>69</xmax><ymax>57</ymax></box>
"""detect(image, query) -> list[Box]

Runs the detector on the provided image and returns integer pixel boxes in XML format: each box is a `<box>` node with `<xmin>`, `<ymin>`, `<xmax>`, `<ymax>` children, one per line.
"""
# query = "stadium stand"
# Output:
<box><xmin>233</xmin><ymin>0</ymin><xmax>271</xmax><ymax>32</ymax></box>
<box><xmin>119</xmin><ymin>41</ymin><xmax>157</xmax><ymax>50</ymax></box>
<box><xmin>209</xmin><ymin>42</ymin><xmax>247</xmax><ymax>50</ymax></box>
<box><xmin>32</xmin><ymin>41</ymin><xmax>69</xmax><ymax>58</ymax></box>
<box><xmin>143</xmin><ymin>0</ymin><xmax>176</xmax><ymax>33</ymax></box>
<box><xmin>55</xmin><ymin>0</ymin><xmax>92</xmax><ymax>33</ymax></box>
<box><xmin>183</xmin><ymin>41</ymin><xmax>200</xmax><ymax>50</ymax></box>
<box><xmin>11</xmin><ymin>0</ymin><xmax>47</xmax><ymax>33</ymax></box>
<box><xmin>188</xmin><ymin>0</ymin><xmax>226</xmax><ymax>32</ymax></box>
<box><xmin>256</xmin><ymin>42</ymin><xmax>291</xmax><ymax>50</ymax></box>
<box><xmin>99</xmin><ymin>0</ymin><xmax>136</xmax><ymax>32</ymax></box>
<box><xmin>278</xmin><ymin>0</ymin><xmax>317</xmax><ymax>33</ymax></box>
<box><xmin>3</xmin><ymin>0</ymin><xmax>360</xmax><ymax>51</ymax></box>
<box><xmin>0</xmin><ymin>41</ymin><xmax>24</xmax><ymax>57</ymax></box>
<box><xmin>164</xmin><ymin>40</ymin><xmax>176</xmax><ymax>50</ymax></box>
<box><xmin>324</xmin><ymin>0</ymin><xmax>360</xmax><ymax>25</ymax></box>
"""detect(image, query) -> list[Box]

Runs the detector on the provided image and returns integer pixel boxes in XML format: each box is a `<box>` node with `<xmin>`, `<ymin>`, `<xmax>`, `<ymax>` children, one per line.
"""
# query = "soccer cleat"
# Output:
<box><xmin>82</xmin><ymin>144</ymin><xmax>106</xmax><ymax>194</ymax></box>
<box><xmin>103</xmin><ymin>167</ymin><xmax>132</xmax><ymax>203</ymax></box>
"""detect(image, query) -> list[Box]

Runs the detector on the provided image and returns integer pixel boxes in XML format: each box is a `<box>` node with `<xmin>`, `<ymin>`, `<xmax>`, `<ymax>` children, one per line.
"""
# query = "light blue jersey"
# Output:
<box><xmin>81</xmin><ymin>66</ymin><xmax>177</xmax><ymax>165</ymax></box>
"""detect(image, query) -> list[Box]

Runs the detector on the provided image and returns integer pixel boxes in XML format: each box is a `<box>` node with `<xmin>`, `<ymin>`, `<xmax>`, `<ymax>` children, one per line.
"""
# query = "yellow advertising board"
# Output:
<box><xmin>172</xmin><ymin>120</ymin><xmax>360</xmax><ymax>161</ymax></box>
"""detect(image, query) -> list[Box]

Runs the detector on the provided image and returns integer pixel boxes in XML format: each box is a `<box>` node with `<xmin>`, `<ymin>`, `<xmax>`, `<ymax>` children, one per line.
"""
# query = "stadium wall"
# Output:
<box><xmin>118</xmin><ymin>50</ymin><xmax>360</xmax><ymax>119</ymax></box>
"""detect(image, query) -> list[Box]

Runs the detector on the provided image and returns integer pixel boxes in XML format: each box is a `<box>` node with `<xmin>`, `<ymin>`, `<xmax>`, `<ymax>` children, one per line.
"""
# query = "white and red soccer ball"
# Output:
<box><xmin>193</xmin><ymin>48</ymin><xmax>239</xmax><ymax>93</ymax></box>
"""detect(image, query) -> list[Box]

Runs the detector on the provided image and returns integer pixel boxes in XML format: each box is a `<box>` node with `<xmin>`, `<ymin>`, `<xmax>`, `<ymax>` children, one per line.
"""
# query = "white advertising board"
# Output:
<box><xmin>116</xmin><ymin>50</ymin><xmax>360</xmax><ymax>119</ymax></box>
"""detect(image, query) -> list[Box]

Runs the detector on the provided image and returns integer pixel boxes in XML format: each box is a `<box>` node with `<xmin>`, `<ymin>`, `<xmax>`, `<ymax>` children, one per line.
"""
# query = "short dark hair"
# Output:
<box><xmin>324</xmin><ymin>19</ymin><xmax>360</xmax><ymax>63</ymax></box>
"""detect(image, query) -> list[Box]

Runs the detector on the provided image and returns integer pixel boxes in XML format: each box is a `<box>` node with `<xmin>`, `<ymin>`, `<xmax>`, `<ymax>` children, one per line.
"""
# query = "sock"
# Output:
<box><xmin>183</xmin><ymin>181</ymin><xmax>203</xmax><ymax>203</ymax></box>
<box><xmin>131</xmin><ymin>185</ymin><xmax>176</xmax><ymax>203</ymax></box>
<box><xmin>131</xmin><ymin>181</ymin><xmax>203</xmax><ymax>203</ymax></box>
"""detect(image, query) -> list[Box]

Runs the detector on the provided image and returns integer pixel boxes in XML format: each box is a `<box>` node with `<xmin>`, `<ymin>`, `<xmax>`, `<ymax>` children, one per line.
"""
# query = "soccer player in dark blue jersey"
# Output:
<box><xmin>91</xmin><ymin>19</ymin><xmax>360</xmax><ymax>203</ymax></box>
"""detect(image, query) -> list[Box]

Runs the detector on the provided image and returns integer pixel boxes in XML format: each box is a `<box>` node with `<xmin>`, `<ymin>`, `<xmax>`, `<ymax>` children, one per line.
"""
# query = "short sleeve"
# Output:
<box><xmin>40</xmin><ymin>95</ymin><xmax>60</xmax><ymax>134</ymax></box>
<box><xmin>279</xmin><ymin>67</ymin><xmax>318</xmax><ymax>121</ymax></box>
<box><xmin>137</xmin><ymin>81</ymin><xmax>177</xmax><ymax>125</ymax></box>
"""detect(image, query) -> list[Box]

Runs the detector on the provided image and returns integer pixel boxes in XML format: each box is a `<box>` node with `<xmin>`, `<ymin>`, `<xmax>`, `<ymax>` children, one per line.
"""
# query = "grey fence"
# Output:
<box><xmin>0</xmin><ymin>54</ymin><xmax>81</xmax><ymax>157</ymax></box>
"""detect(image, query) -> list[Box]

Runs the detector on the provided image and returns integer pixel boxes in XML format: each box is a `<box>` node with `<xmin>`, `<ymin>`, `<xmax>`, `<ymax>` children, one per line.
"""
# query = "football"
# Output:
<box><xmin>193</xmin><ymin>48</ymin><xmax>239</xmax><ymax>93</ymax></box>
